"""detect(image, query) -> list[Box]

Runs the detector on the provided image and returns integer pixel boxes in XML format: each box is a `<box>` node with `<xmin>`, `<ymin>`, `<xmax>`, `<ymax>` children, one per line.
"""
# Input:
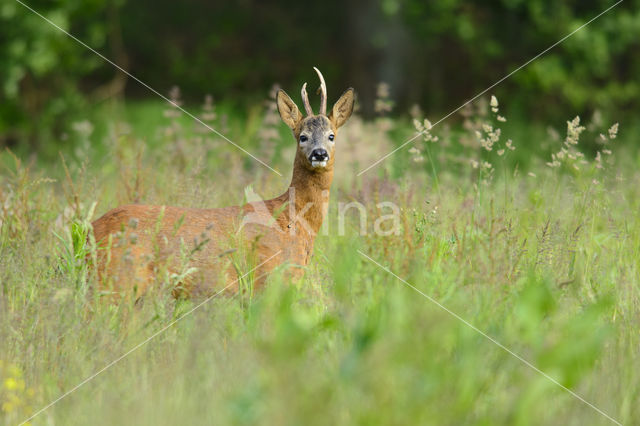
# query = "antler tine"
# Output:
<box><xmin>300</xmin><ymin>82</ymin><xmax>314</xmax><ymax>116</ymax></box>
<box><xmin>313</xmin><ymin>67</ymin><xmax>327</xmax><ymax>115</ymax></box>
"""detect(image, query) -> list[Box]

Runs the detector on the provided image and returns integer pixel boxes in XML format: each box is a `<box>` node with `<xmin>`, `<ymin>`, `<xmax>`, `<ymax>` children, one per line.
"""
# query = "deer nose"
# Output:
<box><xmin>310</xmin><ymin>149</ymin><xmax>329</xmax><ymax>161</ymax></box>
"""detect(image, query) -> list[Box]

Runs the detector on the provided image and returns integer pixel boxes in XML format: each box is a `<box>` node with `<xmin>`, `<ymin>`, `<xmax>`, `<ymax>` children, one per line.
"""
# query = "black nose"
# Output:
<box><xmin>310</xmin><ymin>149</ymin><xmax>329</xmax><ymax>161</ymax></box>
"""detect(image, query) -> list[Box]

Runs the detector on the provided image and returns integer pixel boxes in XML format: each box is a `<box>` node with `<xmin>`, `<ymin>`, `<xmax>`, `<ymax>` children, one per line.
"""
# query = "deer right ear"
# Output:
<box><xmin>329</xmin><ymin>88</ymin><xmax>355</xmax><ymax>129</ymax></box>
<box><xmin>276</xmin><ymin>90</ymin><xmax>301</xmax><ymax>130</ymax></box>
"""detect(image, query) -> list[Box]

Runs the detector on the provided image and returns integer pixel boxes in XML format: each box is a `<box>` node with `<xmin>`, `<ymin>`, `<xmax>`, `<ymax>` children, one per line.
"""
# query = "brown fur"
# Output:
<box><xmin>92</xmin><ymin>83</ymin><xmax>354</xmax><ymax>300</ymax></box>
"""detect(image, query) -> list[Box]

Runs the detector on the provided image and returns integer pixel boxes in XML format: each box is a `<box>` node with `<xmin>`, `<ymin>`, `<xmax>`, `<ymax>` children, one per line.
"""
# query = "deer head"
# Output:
<box><xmin>276</xmin><ymin>67</ymin><xmax>355</xmax><ymax>172</ymax></box>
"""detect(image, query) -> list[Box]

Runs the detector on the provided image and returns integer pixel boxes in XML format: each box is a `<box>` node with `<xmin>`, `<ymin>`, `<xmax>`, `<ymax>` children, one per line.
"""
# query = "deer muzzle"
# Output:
<box><xmin>310</xmin><ymin>148</ymin><xmax>329</xmax><ymax>168</ymax></box>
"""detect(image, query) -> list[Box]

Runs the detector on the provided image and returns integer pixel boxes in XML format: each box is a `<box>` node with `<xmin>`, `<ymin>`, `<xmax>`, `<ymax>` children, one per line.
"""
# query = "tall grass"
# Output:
<box><xmin>1</xmin><ymin>90</ymin><xmax>639</xmax><ymax>425</ymax></box>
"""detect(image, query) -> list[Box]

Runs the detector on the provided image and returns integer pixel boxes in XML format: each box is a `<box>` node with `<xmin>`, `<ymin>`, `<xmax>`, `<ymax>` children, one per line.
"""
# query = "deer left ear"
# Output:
<box><xmin>276</xmin><ymin>89</ymin><xmax>301</xmax><ymax>130</ymax></box>
<box><xmin>329</xmin><ymin>88</ymin><xmax>355</xmax><ymax>129</ymax></box>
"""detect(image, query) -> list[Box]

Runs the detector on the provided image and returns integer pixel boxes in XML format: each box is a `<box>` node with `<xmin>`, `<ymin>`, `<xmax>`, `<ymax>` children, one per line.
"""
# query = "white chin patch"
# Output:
<box><xmin>311</xmin><ymin>160</ymin><xmax>328</xmax><ymax>168</ymax></box>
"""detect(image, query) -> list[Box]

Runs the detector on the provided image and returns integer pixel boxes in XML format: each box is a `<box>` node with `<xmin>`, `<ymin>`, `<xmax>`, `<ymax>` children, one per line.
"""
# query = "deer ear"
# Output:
<box><xmin>329</xmin><ymin>88</ymin><xmax>355</xmax><ymax>129</ymax></box>
<box><xmin>276</xmin><ymin>90</ymin><xmax>301</xmax><ymax>130</ymax></box>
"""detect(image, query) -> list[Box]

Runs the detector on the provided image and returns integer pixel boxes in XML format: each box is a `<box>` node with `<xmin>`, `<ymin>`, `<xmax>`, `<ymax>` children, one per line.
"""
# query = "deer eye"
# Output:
<box><xmin>299</xmin><ymin>135</ymin><xmax>308</xmax><ymax>143</ymax></box>
<box><xmin>328</xmin><ymin>134</ymin><xmax>335</xmax><ymax>141</ymax></box>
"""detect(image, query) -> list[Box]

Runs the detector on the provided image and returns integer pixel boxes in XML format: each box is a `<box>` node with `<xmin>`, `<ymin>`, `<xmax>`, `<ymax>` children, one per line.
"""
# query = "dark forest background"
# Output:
<box><xmin>1</xmin><ymin>0</ymin><xmax>638</xmax><ymax>150</ymax></box>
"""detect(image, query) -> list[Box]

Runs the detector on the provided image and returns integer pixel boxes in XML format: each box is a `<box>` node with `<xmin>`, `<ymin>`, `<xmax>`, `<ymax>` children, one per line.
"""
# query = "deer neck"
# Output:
<box><xmin>280</xmin><ymin>153</ymin><xmax>334</xmax><ymax>236</ymax></box>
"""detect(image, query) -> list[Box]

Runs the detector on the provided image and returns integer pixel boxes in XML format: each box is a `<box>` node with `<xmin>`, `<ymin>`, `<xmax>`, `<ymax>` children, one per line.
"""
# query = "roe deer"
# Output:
<box><xmin>92</xmin><ymin>68</ymin><xmax>355</xmax><ymax>299</ymax></box>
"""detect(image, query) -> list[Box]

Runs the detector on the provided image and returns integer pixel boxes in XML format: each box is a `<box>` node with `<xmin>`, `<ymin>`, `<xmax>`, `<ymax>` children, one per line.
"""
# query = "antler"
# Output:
<box><xmin>301</xmin><ymin>82</ymin><xmax>314</xmax><ymax>116</ymax></box>
<box><xmin>300</xmin><ymin>67</ymin><xmax>328</xmax><ymax>116</ymax></box>
<box><xmin>314</xmin><ymin>67</ymin><xmax>327</xmax><ymax>115</ymax></box>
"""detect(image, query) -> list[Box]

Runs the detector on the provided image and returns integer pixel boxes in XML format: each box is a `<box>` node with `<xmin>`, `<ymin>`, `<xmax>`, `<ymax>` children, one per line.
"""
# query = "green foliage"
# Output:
<box><xmin>0</xmin><ymin>0</ymin><xmax>122</xmax><ymax>147</ymax></box>
<box><xmin>2</xmin><ymin>1</ymin><xmax>640</xmax><ymax>151</ymax></box>
<box><xmin>1</xmin><ymin>91</ymin><xmax>639</xmax><ymax>425</ymax></box>
<box><xmin>52</xmin><ymin>203</ymin><xmax>96</xmax><ymax>288</ymax></box>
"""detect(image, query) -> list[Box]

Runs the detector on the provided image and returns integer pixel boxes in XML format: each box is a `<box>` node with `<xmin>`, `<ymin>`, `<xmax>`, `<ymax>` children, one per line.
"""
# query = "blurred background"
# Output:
<box><xmin>1</xmin><ymin>0</ymin><xmax>638</xmax><ymax>157</ymax></box>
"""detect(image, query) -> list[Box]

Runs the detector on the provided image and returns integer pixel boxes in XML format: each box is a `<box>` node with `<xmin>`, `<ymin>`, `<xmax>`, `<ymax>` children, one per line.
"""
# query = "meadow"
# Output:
<box><xmin>1</xmin><ymin>87</ymin><xmax>639</xmax><ymax>425</ymax></box>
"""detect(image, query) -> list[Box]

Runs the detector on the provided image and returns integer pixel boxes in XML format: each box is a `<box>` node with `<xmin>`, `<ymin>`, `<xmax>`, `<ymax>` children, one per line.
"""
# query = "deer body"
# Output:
<box><xmin>92</xmin><ymin>68</ymin><xmax>354</xmax><ymax>299</ymax></box>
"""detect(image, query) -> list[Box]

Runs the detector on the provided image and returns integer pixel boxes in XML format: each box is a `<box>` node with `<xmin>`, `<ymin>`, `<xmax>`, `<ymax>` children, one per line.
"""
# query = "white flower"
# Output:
<box><xmin>506</xmin><ymin>139</ymin><xmax>515</xmax><ymax>150</ymax></box>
